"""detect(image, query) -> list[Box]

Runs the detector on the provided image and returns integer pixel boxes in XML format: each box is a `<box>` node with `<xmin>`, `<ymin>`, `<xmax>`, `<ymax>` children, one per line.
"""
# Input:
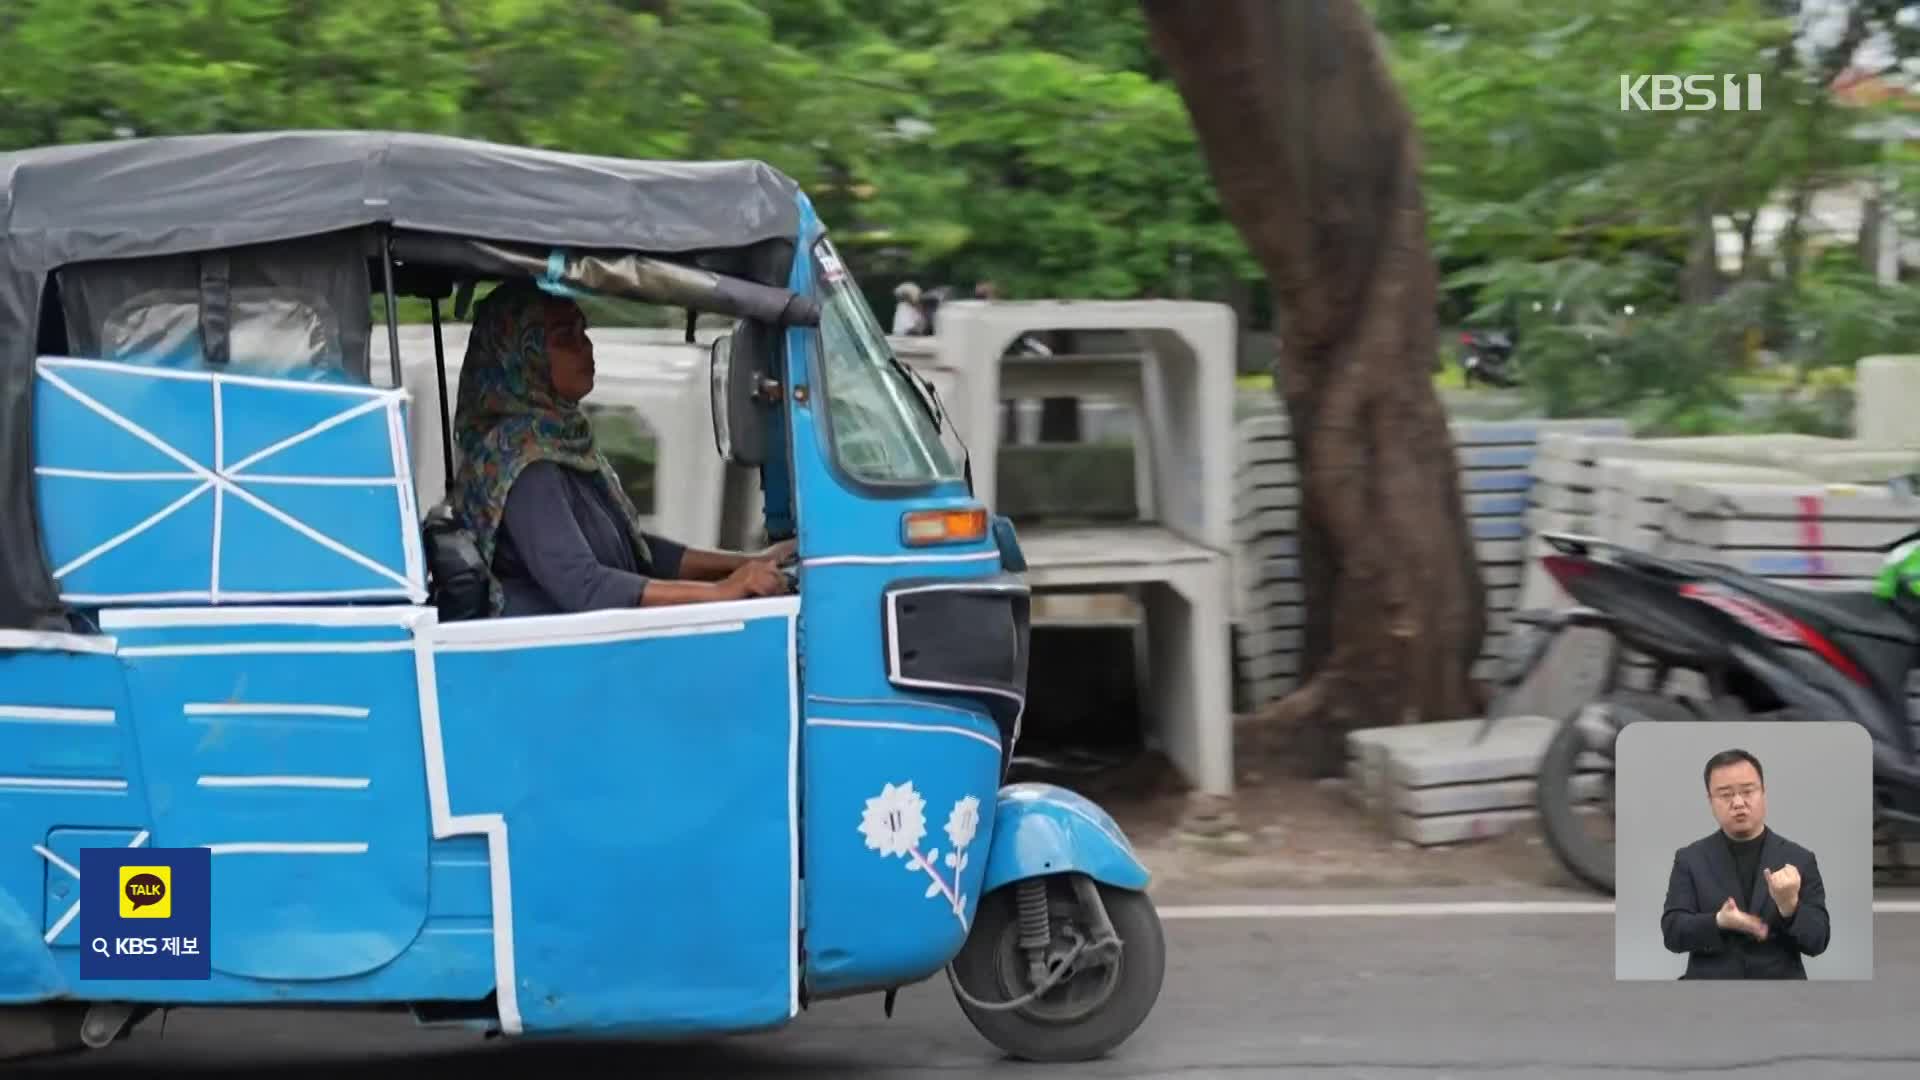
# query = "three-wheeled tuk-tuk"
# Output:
<box><xmin>0</xmin><ymin>131</ymin><xmax>1165</xmax><ymax>1064</ymax></box>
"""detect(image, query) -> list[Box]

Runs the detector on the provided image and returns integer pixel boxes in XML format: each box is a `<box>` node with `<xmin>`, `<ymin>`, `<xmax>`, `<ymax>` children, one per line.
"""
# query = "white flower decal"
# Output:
<box><xmin>943</xmin><ymin>795</ymin><xmax>980</xmax><ymax>880</ymax></box>
<box><xmin>858</xmin><ymin>782</ymin><xmax>984</xmax><ymax>927</ymax></box>
<box><xmin>945</xmin><ymin>795</ymin><xmax>981</xmax><ymax>850</ymax></box>
<box><xmin>859</xmin><ymin>782</ymin><xmax>927</xmax><ymax>858</ymax></box>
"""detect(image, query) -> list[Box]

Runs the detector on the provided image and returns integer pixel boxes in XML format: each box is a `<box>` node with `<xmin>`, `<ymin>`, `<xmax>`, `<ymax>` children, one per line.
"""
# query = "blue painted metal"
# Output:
<box><xmin>981</xmin><ymin>783</ymin><xmax>1151</xmax><ymax>894</ymax></box>
<box><xmin>109</xmin><ymin>618</ymin><xmax>430</xmax><ymax>984</ymax></box>
<box><xmin>0</xmin><ymin>186</ymin><xmax>1151</xmax><ymax>1051</ymax></box>
<box><xmin>32</xmin><ymin>358</ymin><xmax>422</xmax><ymax>604</ymax></box>
<box><xmin>800</xmin><ymin>697</ymin><xmax>1003</xmax><ymax>996</ymax></box>
<box><xmin>784</xmin><ymin>198</ymin><xmax>1015</xmax><ymax>997</ymax></box>
<box><xmin>433</xmin><ymin>608</ymin><xmax>800</xmax><ymax>1035</ymax></box>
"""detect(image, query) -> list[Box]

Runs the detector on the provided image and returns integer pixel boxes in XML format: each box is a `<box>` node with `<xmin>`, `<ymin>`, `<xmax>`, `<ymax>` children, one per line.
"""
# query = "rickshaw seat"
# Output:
<box><xmin>422</xmin><ymin>503</ymin><xmax>491</xmax><ymax>622</ymax></box>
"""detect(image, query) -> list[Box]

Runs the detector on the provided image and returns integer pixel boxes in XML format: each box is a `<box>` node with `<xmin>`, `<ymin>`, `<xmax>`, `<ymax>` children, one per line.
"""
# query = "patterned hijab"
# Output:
<box><xmin>448</xmin><ymin>280</ymin><xmax>650</xmax><ymax>612</ymax></box>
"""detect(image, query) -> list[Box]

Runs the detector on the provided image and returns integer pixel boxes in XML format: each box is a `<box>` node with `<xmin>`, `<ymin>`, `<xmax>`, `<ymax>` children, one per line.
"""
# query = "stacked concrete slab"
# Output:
<box><xmin>1450</xmin><ymin>420</ymin><xmax>1634</xmax><ymax>679</ymax></box>
<box><xmin>1229</xmin><ymin>414</ymin><xmax>1631</xmax><ymax>709</ymax></box>
<box><xmin>1231</xmin><ymin>413</ymin><xmax>1303</xmax><ymax>708</ymax></box>
<box><xmin>1343</xmin><ymin>716</ymin><xmax>1608</xmax><ymax>845</ymax></box>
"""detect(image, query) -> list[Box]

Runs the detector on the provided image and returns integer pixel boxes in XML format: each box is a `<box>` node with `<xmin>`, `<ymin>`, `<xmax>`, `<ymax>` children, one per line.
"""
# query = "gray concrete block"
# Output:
<box><xmin>1479</xmin><ymin>541</ymin><xmax>1526</xmax><ymax>564</ymax></box>
<box><xmin>1460</xmin><ymin>469</ymin><xmax>1536</xmax><ymax>494</ymax></box>
<box><xmin>1669</xmin><ymin>481</ymin><xmax>1919</xmax><ymax>521</ymax></box>
<box><xmin>1393</xmin><ymin>772</ymin><xmax>1607</xmax><ymax>816</ymax></box>
<box><xmin>1249</xmin><ymin>581</ymin><xmax>1305</xmax><ymax>606</ymax></box>
<box><xmin>1382</xmin><ymin>717</ymin><xmax>1603</xmax><ymax>788</ymax></box>
<box><xmin>1664</xmin><ymin>546</ymin><xmax>1885</xmax><ymax>579</ymax></box>
<box><xmin>1665</xmin><ymin>515</ymin><xmax>1914</xmax><ymax>550</ymax></box>
<box><xmin>1241</xmin><ymin>485</ymin><xmax>1300</xmax><ymax>512</ymax></box>
<box><xmin>1236</xmin><ymin>626</ymin><xmax>1303</xmax><ymax>656</ymax></box>
<box><xmin>1393</xmin><ymin>807</ymin><xmax>1534</xmax><ymax>845</ymax></box>
<box><xmin>1239</xmin><ymin>414</ymin><xmax>1291</xmax><ymax>441</ymax></box>
<box><xmin>1237</xmin><ymin>440</ymin><xmax>1295</xmax><ymax>468</ymax></box>
<box><xmin>1233</xmin><ymin>505</ymin><xmax>1297</xmax><ymax>540</ymax></box>
<box><xmin>1481</xmin><ymin>564</ymin><xmax>1524</xmax><ymax>587</ymax></box>
<box><xmin>1393</xmin><ymin>804</ymin><xmax>1600</xmax><ymax>846</ymax></box>
<box><xmin>1241</xmin><ymin>652</ymin><xmax>1300</xmax><ymax>681</ymax></box>
<box><xmin>1237</xmin><ymin>460</ymin><xmax>1299</xmax><ymax>487</ymax></box>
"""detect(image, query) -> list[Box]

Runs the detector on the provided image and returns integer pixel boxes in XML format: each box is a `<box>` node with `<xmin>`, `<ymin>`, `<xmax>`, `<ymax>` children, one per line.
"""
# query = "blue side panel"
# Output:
<box><xmin>409</xmin><ymin>836</ymin><xmax>496</xmax><ymax>997</ymax></box>
<box><xmin>2</xmin><ymin>624</ymin><xmax>495</xmax><ymax>1006</ymax></box>
<box><xmin>0</xmin><ymin>649</ymin><xmax>138</xmax><ymax>1004</ymax></box>
<box><xmin>37</xmin><ymin>358</ymin><xmax>217</xmax><ymax>466</ymax></box>
<box><xmin>41</xmin><ymin>827</ymin><xmax>150</xmax><ymax>946</ymax></box>
<box><xmin>32</xmin><ymin>357</ymin><xmax>422</xmax><ymax>604</ymax></box>
<box><xmin>431</xmin><ymin>609</ymin><xmax>799</xmax><ymax>1037</ymax></box>
<box><xmin>801</xmin><ymin>699</ymin><xmax>1003</xmax><ymax>996</ymax></box>
<box><xmin>110</xmin><ymin>620</ymin><xmax>432</xmax><ymax>984</ymax></box>
<box><xmin>981</xmin><ymin>783</ymin><xmax>1151</xmax><ymax>895</ymax></box>
<box><xmin>218</xmin><ymin>383</ymin><xmax>397</xmax><ymax>478</ymax></box>
<box><xmin>217</xmin><ymin>486</ymin><xmax>412</xmax><ymax>595</ymax></box>
<box><xmin>38</xmin><ymin>475</ymin><xmax>216</xmax><ymax>599</ymax></box>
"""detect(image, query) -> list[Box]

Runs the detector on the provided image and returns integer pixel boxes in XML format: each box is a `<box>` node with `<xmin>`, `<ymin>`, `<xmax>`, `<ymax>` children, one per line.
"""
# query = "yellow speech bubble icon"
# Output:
<box><xmin>119</xmin><ymin>865</ymin><xmax>171</xmax><ymax>919</ymax></box>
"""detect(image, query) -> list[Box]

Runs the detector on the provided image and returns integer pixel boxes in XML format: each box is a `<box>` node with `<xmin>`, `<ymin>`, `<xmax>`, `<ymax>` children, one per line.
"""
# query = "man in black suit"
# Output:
<box><xmin>1661</xmin><ymin>748</ymin><xmax>1830</xmax><ymax>979</ymax></box>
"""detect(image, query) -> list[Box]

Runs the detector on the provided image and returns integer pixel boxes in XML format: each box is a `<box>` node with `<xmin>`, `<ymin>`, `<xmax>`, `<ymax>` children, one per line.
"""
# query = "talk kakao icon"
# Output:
<box><xmin>119</xmin><ymin>866</ymin><xmax>171</xmax><ymax>919</ymax></box>
<box><xmin>80</xmin><ymin>846</ymin><xmax>211</xmax><ymax>979</ymax></box>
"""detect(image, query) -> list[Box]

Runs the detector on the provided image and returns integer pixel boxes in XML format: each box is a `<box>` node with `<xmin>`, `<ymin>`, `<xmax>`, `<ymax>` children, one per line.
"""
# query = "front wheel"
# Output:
<box><xmin>948</xmin><ymin>874</ymin><xmax>1165</xmax><ymax>1063</ymax></box>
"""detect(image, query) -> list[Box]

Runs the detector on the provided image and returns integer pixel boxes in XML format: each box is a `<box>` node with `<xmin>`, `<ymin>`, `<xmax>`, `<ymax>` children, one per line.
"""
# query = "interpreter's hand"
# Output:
<box><xmin>1716</xmin><ymin>897</ymin><xmax>1769</xmax><ymax>940</ymax></box>
<box><xmin>725</xmin><ymin>559</ymin><xmax>790</xmax><ymax>599</ymax></box>
<box><xmin>1764</xmin><ymin>864</ymin><xmax>1802</xmax><ymax>916</ymax></box>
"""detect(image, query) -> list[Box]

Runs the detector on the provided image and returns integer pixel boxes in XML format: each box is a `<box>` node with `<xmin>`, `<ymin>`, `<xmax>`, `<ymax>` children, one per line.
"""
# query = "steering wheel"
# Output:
<box><xmin>776</xmin><ymin>550</ymin><xmax>800</xmax><ymax>593</ymax></box>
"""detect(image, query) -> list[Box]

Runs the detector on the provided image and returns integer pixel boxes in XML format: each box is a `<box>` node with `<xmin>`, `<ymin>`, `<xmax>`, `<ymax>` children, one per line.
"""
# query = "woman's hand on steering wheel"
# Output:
<box><xmin>759</xmin><ymin>537</ymin><xmax>797</xmax><ymax>567</ymax></box>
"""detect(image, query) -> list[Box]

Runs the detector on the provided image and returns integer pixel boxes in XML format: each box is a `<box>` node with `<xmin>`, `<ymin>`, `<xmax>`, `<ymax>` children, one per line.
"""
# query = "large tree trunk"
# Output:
<box><xmin>1142</xmin><ymin>0</ymin><xmax>1486</xmax><ymax>774</ymax></box>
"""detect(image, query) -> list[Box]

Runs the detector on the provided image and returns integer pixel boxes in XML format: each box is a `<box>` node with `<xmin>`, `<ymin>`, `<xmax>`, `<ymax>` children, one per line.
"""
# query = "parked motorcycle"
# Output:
<box><xmin>1459</xmin><ymin>329</ymin><xmax>1518</xmax><ymax>388</ymax></box>
<box><xmin>1478</xmin><ymin>522</ymin><xmax>1920</xmax><ymax>894</ymax></box>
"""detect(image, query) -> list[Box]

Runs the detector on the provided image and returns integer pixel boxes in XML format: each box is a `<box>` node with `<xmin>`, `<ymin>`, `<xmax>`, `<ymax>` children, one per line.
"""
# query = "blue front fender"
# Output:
<box><xmin>981</xmin><ymin>782</ymin><xmax>1151</xmax><ymax>894</ymax></box>
<box><xmin>0</xmin><ymin>887</ymin><xmax>62</xmax><ymax>1003</ymax></box>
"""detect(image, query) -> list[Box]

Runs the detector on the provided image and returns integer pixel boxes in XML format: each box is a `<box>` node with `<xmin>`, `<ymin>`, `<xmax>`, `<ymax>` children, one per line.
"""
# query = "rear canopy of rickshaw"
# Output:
<box><xmin>0</xmin><ymin>130</ymin><xmax>818</xmax><ymax>632</ymax></box>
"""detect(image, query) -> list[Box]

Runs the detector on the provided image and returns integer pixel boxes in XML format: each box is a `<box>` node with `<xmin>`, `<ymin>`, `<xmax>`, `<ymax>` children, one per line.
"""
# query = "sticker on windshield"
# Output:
<box><xmin>816</xmin><ymin>241</ymin><xmax>850</xmax><ymax>284</ymax></box>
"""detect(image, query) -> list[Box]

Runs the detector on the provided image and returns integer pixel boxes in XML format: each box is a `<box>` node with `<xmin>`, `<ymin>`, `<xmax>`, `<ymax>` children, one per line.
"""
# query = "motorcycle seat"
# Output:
<box><xmin>1704</xmin><ymin>569</ymin><xmax>1920</xmax><ymax>645</ymax></box>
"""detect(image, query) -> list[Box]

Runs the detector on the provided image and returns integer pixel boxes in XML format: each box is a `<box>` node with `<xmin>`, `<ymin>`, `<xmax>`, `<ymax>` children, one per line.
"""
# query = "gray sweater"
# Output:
<box><xmin>492</xmin><ymin>460</ymin><xmax>686</xmax><ymax>616</ymax></box>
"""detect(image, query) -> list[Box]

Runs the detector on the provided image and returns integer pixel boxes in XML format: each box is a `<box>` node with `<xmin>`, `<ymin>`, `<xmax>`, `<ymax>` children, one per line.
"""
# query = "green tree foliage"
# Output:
<box><xmin>0</xmin><ymin>0</ymin><xmax>1241</xmax><ymax>304</ymax></box>
<box><xmin>4</xmin><ymin>0</ymin><xmax>1918</xmax><ymax>424</ymax></box>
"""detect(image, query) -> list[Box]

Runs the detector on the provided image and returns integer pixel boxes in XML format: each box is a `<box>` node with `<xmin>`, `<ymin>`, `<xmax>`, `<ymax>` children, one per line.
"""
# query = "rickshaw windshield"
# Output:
<box><xmin>812</xmin><ymin>238</ymin><xmax>960</xmax><ymax>487</ymax></box>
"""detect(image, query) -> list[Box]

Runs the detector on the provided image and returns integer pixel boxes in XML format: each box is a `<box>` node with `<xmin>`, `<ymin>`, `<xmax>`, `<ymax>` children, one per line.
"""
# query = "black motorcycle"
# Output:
<box><xmin>1459</xmin><ymin>329</ymin><xmax>1518</xmax><ymax>388</ymax></box>
<box><xmin>1479</xmin><ymin>527</ymin><xmax>1920</xmax><ymax>894</ymax></box>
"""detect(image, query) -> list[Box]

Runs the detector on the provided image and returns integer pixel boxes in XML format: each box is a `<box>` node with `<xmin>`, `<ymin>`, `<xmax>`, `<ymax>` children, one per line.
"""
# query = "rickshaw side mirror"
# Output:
<box><xmin>710</xmin><ymin>322</ymin><xmax>769</xmax><ymax>468</ymax></box>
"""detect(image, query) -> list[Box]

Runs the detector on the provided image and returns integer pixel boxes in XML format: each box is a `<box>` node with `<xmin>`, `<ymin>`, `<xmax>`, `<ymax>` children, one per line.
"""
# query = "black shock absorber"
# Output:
<box><xmin>1017</xmin><ymin>878</ymin><xmax>1051</xmax><ymax>984</ymax></box>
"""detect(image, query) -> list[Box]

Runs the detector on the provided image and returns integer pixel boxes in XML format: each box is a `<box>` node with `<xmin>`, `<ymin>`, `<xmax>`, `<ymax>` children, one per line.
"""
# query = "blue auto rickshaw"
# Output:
<box><xmin>0</xmin><ymin>131</ymin><xmax>1165</xmax><ymax>1064</ymax></box>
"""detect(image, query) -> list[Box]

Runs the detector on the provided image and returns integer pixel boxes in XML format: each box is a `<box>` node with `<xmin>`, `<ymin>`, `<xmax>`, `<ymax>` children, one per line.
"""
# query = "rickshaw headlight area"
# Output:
<box><xmin>902</xmin><ymin>508</ymin><xmax>988</xmax><ymax>546</ymax></box>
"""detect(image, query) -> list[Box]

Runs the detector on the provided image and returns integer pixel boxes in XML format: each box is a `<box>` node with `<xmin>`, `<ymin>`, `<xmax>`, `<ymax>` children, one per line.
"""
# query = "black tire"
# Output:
<box><xmin>1538</xmin><ymin>690</ymin><xmax>1700</xmax><ymax>896</ymax></box>
<box><xmin>950</xmin><ymin>875</ymin><xmax>1165</xmax><ymax>1063</ymax></box>
<box><xmin>0</xmin><ymin>1003</ymin><xmax>89</xmax><ymax>1065</ymax></box>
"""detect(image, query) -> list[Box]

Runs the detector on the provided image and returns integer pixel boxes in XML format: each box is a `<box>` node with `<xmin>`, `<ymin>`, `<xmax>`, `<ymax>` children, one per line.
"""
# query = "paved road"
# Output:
<box><xmin>19</xmin><ymin>887</ymin><xmax>1920</xmax><ymax>1079</ymax></box>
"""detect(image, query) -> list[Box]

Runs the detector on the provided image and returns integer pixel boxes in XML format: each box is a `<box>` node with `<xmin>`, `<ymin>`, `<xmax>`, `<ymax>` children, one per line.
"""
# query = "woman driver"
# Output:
<box><xmin>448</xmin><ymin>280</ymin><xmax>791</xmax><ymax>617</ymax></box>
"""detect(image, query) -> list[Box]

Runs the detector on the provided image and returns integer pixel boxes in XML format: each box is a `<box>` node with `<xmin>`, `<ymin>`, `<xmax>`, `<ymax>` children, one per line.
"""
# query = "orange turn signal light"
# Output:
<box><xmin>902</xmin><ymin>507</ymin><xmax>989</xmax><ymax>546</ymax></box>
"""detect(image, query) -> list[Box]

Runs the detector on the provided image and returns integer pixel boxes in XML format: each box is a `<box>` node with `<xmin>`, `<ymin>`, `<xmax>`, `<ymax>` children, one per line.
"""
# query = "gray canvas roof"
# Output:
<box><xmin>0</xmin><ymin>129</ymin><xmax>806</xmax><ymax>269</ymax></box>
<box><xmin>0</xmin><ymin>130</ymin><xmax>809</xmax><ymax>632</ymax></box>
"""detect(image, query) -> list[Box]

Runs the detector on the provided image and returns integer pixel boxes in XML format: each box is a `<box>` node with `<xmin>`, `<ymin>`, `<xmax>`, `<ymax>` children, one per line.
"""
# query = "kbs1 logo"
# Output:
<box><xmin>79</xmin><ymin>846</ymin><xmax>211</xmax><ymax>980</ymax></box>
<box><xmin>1620</xmin><ymin>74</ymin><xmax>1764</xmax><ymax>112</ymax></box>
